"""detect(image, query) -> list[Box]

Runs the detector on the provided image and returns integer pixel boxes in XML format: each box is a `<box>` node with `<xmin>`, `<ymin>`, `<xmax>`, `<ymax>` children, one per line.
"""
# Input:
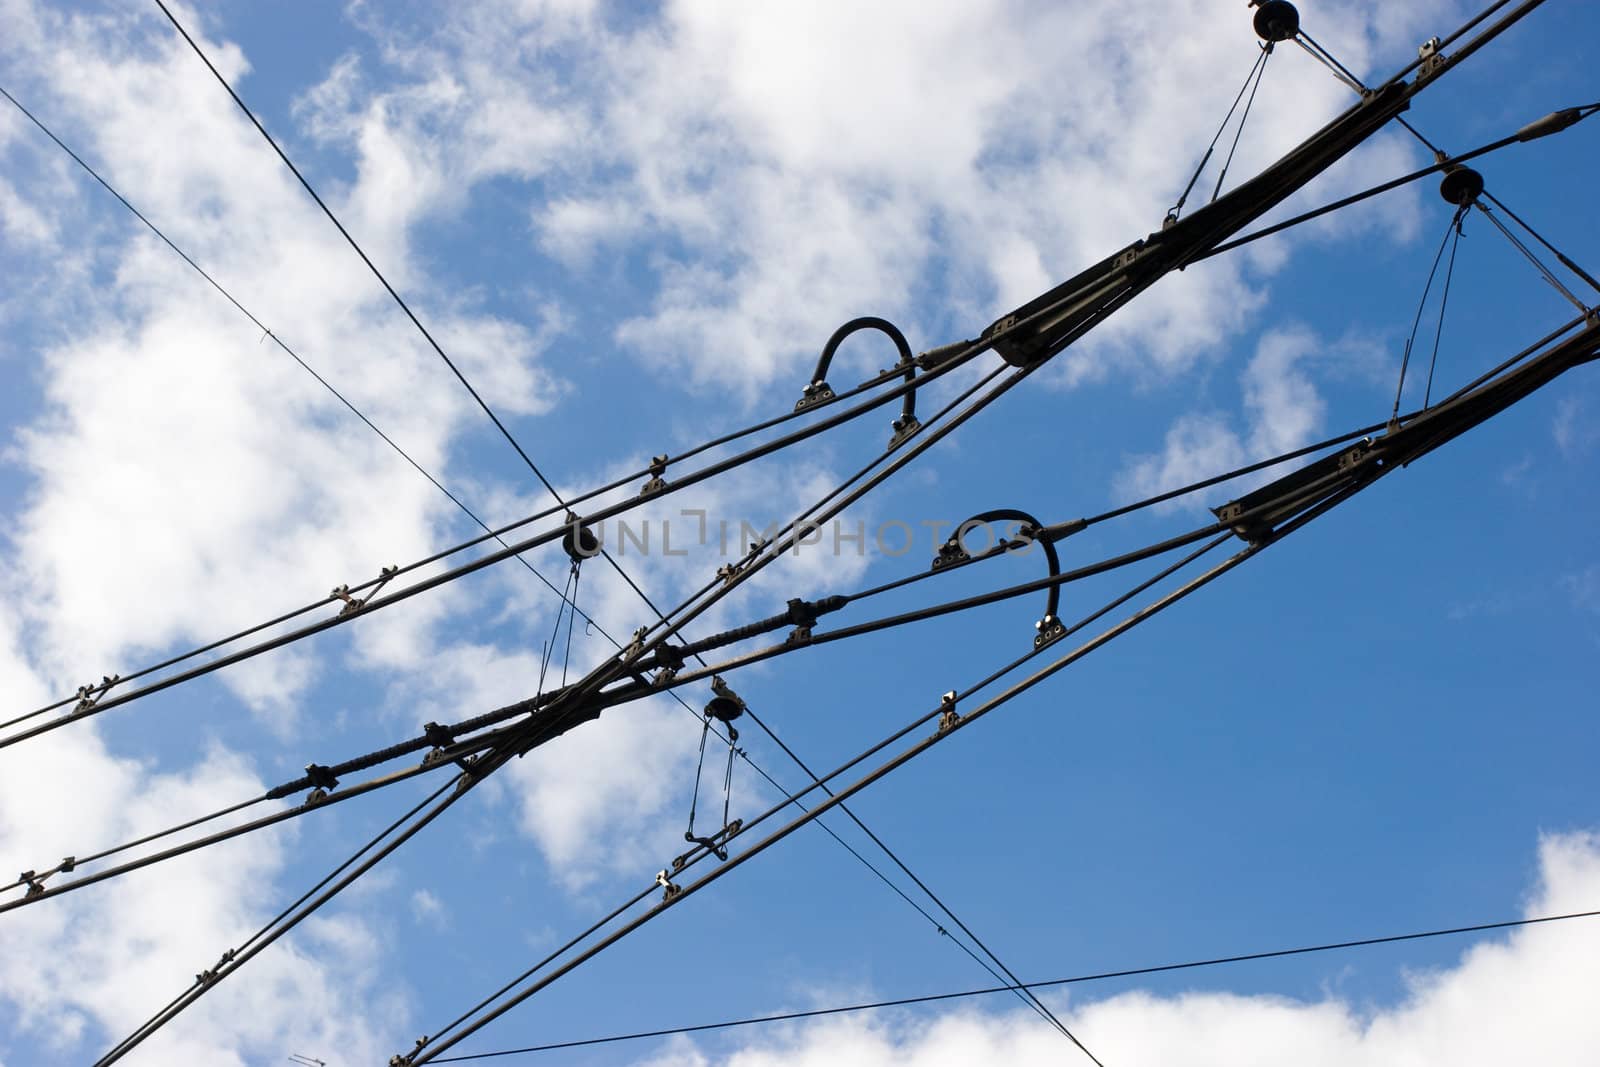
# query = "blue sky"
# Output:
<box><xmin>1</xmin><ymin>1</ymin><xmax>1598</xmax><ymax>1064</ymax></box>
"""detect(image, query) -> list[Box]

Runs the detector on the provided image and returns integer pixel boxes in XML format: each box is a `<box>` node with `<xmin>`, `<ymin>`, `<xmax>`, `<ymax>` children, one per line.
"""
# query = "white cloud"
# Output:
<box><xmin>647</xmin><ymin>829</ymin><xmax>1600</xmax><ymax>1067</ymax></box>
<box><xmin>285</xmin><ymin>0</ymin><xmax>1430</xmax><ymax>403</ymax></box>
<box><xmin>1115</xmin><ymin>324</ymin><xmax>1330</xmax><ymax>509</ymax></box>
<box><xmin>410</xmin><ymin>887</ymin><xmax>447</xmax><ymax>928</ymax></box>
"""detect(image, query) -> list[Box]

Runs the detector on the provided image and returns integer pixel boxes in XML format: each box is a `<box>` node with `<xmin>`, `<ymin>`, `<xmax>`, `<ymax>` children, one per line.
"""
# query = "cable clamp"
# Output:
<box><xmin>931</xmin><ymin>538</ymin><xmax>970</xmax><ymax>571</ymax></box>
<box><xmin>935</xmin><ymin>690</ymin><xmax>960</xmax><ymax>735</ymax></box>
<box><xmin>1415</xmin><ymin>36</ymin><xmax>1448</xmax><ymax>84</ymax></box>
<box><xmin>655</xmin><ymin>868</ymin><xmax>683</xmax><ymax>902</ymax></box>
<box><xmin>887</xmin><ymin>413</ymin><xmax>921</xmax><ymax>450</ymax></box>
<box><xmin>72</xmin><ymin>674</ymin><xmax>120</xmax><ymax>714</ymax></box>
<box><xmin>331</xmin><ymin>566</ymin><xmax>398</xmax><ymax>617</ymax></box>
<box><xmin>1034</xmin><ymin>613</ymin><xmax>1066</xmax><ymax>649</ymax></box>
<box><xmin>640</xmin><ymin>455</ymin><xmax>670</xmax><ymax>498</ymax></box>
<box><xmin>716</xmin><ymin>562</ymin><xmax>740</xmax><ymax>586</ymax></box>
<box><xmin>390</xmin><ymin>1036</ymin><xmax>430</xmax><ymax>1066</ymax></box>
<box><xmin>784</xmin><ymin>598</ymin><xmax>821</xmax><ymax>644</ymax></box>
<box><xmin>673</xmin><ymin>818</ymin><xmax>743</xmax><ymax>871</ymax></box>
<box><xmin>794</xmin><ymin>380</ymin><xmax>836</xmax><ymax>412</ymax></box>
<box><xmin>195</xmin><ymin>948</ymin><xmax>236</xmax><ymax>987</ymax></box>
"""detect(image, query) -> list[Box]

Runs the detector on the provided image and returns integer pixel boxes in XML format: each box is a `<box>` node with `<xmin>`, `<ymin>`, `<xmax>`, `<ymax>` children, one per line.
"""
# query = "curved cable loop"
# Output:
<box><xmin>797</xmin><ymin>316</ymin><xmax>921</xmax><ymax>446</ymax></box>
<box><xmin>931</xmin><ymin>509</ymin><xmax>1067</xmax><ymax>646</ymax></box>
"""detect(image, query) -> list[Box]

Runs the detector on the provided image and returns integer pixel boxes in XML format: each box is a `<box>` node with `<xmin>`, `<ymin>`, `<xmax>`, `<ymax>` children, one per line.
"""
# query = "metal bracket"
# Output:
<box><xmin>887</xmin><ymin>413</ymin><xmax>921</xmax><ymax>450</ymax></box>
<box><xmin>655</xmin><ymin>868</ymin><xmax>683</xmax><ymax>902</ymax></box>
<box><xmin>935</xmin><ymin>690</ymin><xmax>960</xmax><ymax>735</ymax></box>
<box><xmin>794</xmin><ymin>380</ymin><xmax>836</xmax><ymax>412</ymax></box>
<box><xmin>195</xmin><ymin>948</ymin><xmax>236</xmax><ymax>987</ymax></box>
<box><xmin>391</xmin><ymin>1037</ymin><xmax>430</xmax><ymax>1067</ymax></box>
<box><xmin>932</xmin><ymin>539</ymin><xmax>969</xmax><ymax>570</ymax></box>
<box><xmin>1415</xmin><ymin>36</ymin><xmax>1448</xmax><ymax>84</ymax></box>
<box><xmin>303</xmin><ymin>764</ymin><xmax>339</xmax><ymax>804</ymax></box>
<box><xmin>1113</xmin><ymin>242</ymin><xmax>1144</xmax><ymax>270</ymax></box>
<box><xmin>785</xmin><ymin>598</ymin><xmax>820</xmax><ymax>644</ymax></box>
<box><xmin>673</xmin><ymin>819</ymin><xmax>743</xmax><ymax>869</ymax></box>
<box><xmin>639</xmin><ymin>454</ymin><xmax>669</xmax><ymax>497</ymax></box>
<box><xmin>331</xmin><ymin>566</ymin><xmax>398</xmax><ymax>617</ymax></box>
<box><xmin>73</xmin><ymin>674</ymin><xmax>120</xmax><ymax>715</ymax></box>
<box><xmin>715</xmin><ymin>562</ymin><xmax>740</xmax><ymax>587</ymax></box>
<box><xmin>1034</xmin><ymin>613</ymin><xmax>1066</xmax><ymax>649</ymax></box>
<box><xmin>624</xmin><ymin>625</ymin><xmax>649</xmax><ymax>658</ymax></box>
<box><xmin>1337</xmin><ymin>440</ymin><xmax>1372</xmax><ymax>470</ymax></box>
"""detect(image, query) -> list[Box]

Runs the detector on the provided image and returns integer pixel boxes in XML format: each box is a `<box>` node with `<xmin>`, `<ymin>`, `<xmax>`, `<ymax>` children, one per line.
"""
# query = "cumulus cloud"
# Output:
<box><xmin>0</xmin><ymin>0</ymin><xmax>1505</xmax><ymax>1062</ymax></box>
<box><xmin>642</xmin><ymin>830</ymin><xmax>1600</xmax><ymax>1067</ymax></box>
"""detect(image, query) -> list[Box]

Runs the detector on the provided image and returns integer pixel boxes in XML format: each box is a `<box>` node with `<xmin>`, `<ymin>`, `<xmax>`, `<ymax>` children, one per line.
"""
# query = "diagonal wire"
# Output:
<box><xmin>0</xmin><ymin>80</ymin><xmax>604</xmax><ymax>648</ymax></box>
<box><xmin>1423</xmin><ymin>216</ymin><xmax>1465</xmax><ymax>406</ymax></box>
<box><xmin>429</xmin><ymin>906</ymin><xmax>1600</xmax><ymax>1061</ymax></box>
<box><xmin>739</xmin><ymin>705</ymin><xmax>1082</xmax><ymax>1041</ymax></box>
<box><xmin>1471</xmin><ymin>197</ymin><xmax>1590</xmax><ymax>312</ymax></box>
<box><xmin>1393</xmin><ymin>206</ymin><xmax>1466</xmax><ymax>419</ymax></box>
<box><xmin>6</xmin><ymin>56</ymin><xmax>1008</xmax><ymax>1040</ymax></box>
<box><xmin>1168</xmin><ymin>45</ymin><xmax>1268</xmax><ymax>222</ymax></box>
<box><xmin>1211</xmin><ymin>44</ymin><xmax>1271</xmax><ymax>202</ymax></box>
<box><xmin>43</xmin><ymin>24</ymin><xmax>1042</xmax><ymax>1035</ymax></box>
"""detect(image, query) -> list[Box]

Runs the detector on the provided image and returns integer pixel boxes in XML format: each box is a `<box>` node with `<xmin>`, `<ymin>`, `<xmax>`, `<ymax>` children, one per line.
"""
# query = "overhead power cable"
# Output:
<box><xmin>0</xmin><ymin>83</ymin><xmax>983</xmax><ymax>985</ymax></box>
<box><xmin>1191</xmin><ymin>102</ymin><xmax>1598</xmax><ymax>264</ymax></box>
<box><xmin>96</xmin><ymin>770</ymin><xmax>469</xmax><ymax>1065</ymax></box>
<box><xmin>9</xmin><ymin>0</ymin><xmax>1481</xmax><ymax>741</ymax></box>
<box><xmin>0</xmin><ymin>322</ymin><xmax>990</xmax><ymax>742</ymax></box>
<box><xmin>429</xmin><ymin>906</ymin><xmax>1600</xmax><ymax>1061</ymax></box>
<box><xmin>84</xmin><ymin>3</ymin><xmax>1570</xmax><ymax>1053</ymax></box>
<box><xmin>0</xmin><ymin>80</ymin><xmax>624</xmax><ymax>652</ymax></box>
<box><xmin>402</xmin><ymin>534</ymin><xmax>1263</xmax><ymax>1062</ymax></box>
<box><xmin>0</xmin><ymin>401</ymin><xmax>1419</xmax><ymax>909</ymax></box>
<box><xmin>403</xmin><ymin>301</ymin><xmax>1600</xmax><ymax>1061</ymax></box>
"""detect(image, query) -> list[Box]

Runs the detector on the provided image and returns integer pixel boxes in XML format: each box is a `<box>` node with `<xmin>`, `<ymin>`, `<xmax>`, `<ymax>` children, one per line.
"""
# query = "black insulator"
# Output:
<box><xmin>1439</xmin><ymin>166</ymin><xmax>1484</xmax><ymax>206</ymax></box>
<box><xmin>704</xmin><ymin>677</ymin><xmax>745</xmax><ymax>723</ymax></box>
<box><xmin>1253</xmin><ymin>0</ymin><xmax>1299</xmax><ymax>43</ymax></box>
<box><xmin>561</xmin><ymin>521</ymin><xmax>601</xmax><ymax>563</ymax></box>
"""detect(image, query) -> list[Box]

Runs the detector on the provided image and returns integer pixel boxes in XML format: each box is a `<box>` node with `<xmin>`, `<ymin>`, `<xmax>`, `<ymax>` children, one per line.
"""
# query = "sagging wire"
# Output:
<box><xmin>1166</xmin><ymin>44</ymin><xmax>1270</xmax><ymax>227</ymax></box>
<box><xmin>1393</xmin><ymin>202</ymin><xmax>1470</xmax><ymax>421</ymax></box>
<box><xmin>1211</xmin><ymin>43</ymin><xmax>1274</xmax><ymax>203</ymax></box>
<box><xmin>0</xmin><ymin>408</ymin><xmax>1415</xmax><ymax>913</ymax></box>
<box><xmin>401</xmin><ymin>533</ymin><xmax>1248</xmax><ymax>1065</ymax></box>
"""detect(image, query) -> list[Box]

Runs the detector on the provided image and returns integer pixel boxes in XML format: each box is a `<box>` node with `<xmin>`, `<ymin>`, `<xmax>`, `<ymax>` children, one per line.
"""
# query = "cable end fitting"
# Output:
<box><xmin>1515</xmin><ymin>107</ymin><xmax>1585</xmax><ymax>143</ymax></box>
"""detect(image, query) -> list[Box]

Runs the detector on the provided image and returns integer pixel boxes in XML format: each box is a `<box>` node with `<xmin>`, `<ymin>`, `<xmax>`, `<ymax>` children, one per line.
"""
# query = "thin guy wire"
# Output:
<box><xmin>1211</xmin><ymin>45</ymin><xmax>1271</xmax><ymax>202</ymax></box>
<box><xmin>1423</xmin><ymin>217</ymin><xmax>1464</xmax><ymax>407</ymax></box>
<box><xmin>430</xmin><ymin>907</ymin><xmax>1600</xmax><ymax>1061</ymax></box>
<box><xmin>739</xmin><ymin>704</ymin><xmax>1081</xmax><ymax>1040</ymax></box>
<box><xmin>406</xmin><ymin>536</ymin><xmax>1261</xmax><ymax>1063</ymax></box>
<box><xmin>414</xmin><ymin>534</ymin><xmax>1240</xmax><ymax>1062</ymax></box>
<box><xmin>0</xmin><ymin>81</ymin><xmax>614</xmax><ymax>705</ymax></box>
<box><xmin>1482</xmin><ymin>188</ymin><xmax>1600</xmax><ymax>297</ymax></box>
<box><xmin>1472</xmin><ymin>199</ymin><xmax>1590</xmax><ymax>312</ymax></box>
<box><xmin>1394</xmin><ymin>207</ymin><xmax>1465</xmax><ymax>419</ymax></box>
<box><xmin>1293</xmin><ymin>30</ymin><xmax>1366</xmax><ymax>93</ymax></box>
<box><xmin>1169</xmin><ymin>46</ymin><xmax>1267</xmax><ymax>221</ymax></box>
<box><xmin>153</xmin><ymin>0</ymin><xmax>766</xmax><ymax>707</ymax></box>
